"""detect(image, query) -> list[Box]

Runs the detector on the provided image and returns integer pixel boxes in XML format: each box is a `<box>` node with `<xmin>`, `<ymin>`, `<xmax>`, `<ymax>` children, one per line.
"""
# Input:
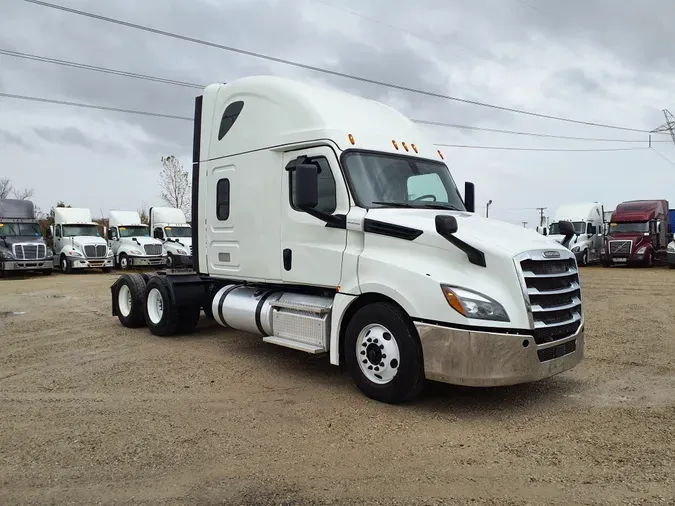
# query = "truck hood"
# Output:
<box><xmin>120</xmin><ymin>237</ymin><xmax>163</xmax><ymax>247</ymax></box>
<box><xmin>72</xmin><ymin>236</ymin><xmax>107</xmax><ymax>247</ymax></box>
<box><xmin>365</xmin><ymin>209</ymin><xmax>565</xmax><ymax>257</ymax></box>
<box><xmin>167</xmin><ymin>237</ymin><xmax>191</xmax><ymax>248</ymax></box>
<box><xmin>0</xmin><ymin>235</ymin><xmax>46</xmax><ymax>249</ymax></box>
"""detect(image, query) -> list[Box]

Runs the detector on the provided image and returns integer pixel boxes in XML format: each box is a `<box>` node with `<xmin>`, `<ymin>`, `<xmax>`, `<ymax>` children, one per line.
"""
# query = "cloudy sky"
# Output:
<box><xmin>1</xmin><ymin>0</ymin><xmax>674</xmax><ymax>226</ymax></box>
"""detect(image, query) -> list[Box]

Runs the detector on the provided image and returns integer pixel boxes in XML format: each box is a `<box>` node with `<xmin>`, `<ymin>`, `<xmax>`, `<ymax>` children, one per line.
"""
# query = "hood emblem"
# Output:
<box><xmin>542</xmin><ymin>250</ymin><xmax>560</xmax><ymax>258</ymax></box>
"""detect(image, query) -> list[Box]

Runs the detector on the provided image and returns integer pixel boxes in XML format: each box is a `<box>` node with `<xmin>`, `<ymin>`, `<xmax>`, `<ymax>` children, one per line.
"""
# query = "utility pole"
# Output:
<box><xmin>536</xmin><ymin>207</ymin><xmax>547</xmax><ymax>227</ymax></box>
<box><xmin>651</xmin><ymin>109</ymin><xmax>675</xmax><ymax>147</ymax></box>
<box><xmin>486</xmin><ymin>199</ymin><xmax>492</xmax><ymax>218</ymax></box>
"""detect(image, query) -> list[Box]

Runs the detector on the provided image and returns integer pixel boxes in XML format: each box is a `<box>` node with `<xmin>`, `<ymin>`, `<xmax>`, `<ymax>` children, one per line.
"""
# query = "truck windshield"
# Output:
<box><xmin>550</xmin><ymin>221</ymin><xmax>585</xmax><ymax>235</ymax></box>
<box><xmin>62</xmin><ymin>224</ymin><xmax>100</xmax><ymax>237</ymax></box>
<box><xmin>0</xmin><ymin>222</ymin><xmax>42</xmax><ymax>236</ymax></box>
<box><xmin>164</xmin><ymin>226</ymin><xmax>191</xmax><ymax>238</ymax></box>
<box><xmin>341</xmin><ymin>152</ymin><xmax>466</xmax><ymax>211</ymax></box>
<box><xmin>609</xmin><ymin>222</ymin><xmax>649</xmax><ymax>234</ymax></box>
<box><xmin>119</xmin><ymin>225</ymin><xmax>149</xmax><ymax>238</ymax></box>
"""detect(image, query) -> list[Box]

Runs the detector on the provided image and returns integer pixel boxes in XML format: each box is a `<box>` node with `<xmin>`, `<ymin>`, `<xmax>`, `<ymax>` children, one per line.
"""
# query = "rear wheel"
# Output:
<box><xmin>344</xmin><ymin>302</ymin><xmax>425</xmax><ymax>404</ymax></box>
<box><xmin>144</xmin><ymin>276</ymin><xmax>200</xmax><ymax>337</ymax></box>
<box><xmin>116</xmin><ymin>273</ymin><xmax>147</xmax><ymax>328</ymax></box>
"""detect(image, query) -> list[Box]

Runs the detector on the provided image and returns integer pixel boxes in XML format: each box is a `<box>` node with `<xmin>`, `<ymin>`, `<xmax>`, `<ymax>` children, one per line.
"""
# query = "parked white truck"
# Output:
<box><xmin>148</xmin><ymin>207</ymin><xmax>192</xmax><ymax>267</ymax></box>
<box><xmin>110</xmin><ymin>75</ymin><xmax>584</xmax><ymax>404</ymax></box>
<box><xmin>0</xmin><ymin>199</ymin><xmax>53</xmax><ymax>276</ymax></box>
<box><xmin>548</xmin><ymin>202</ymin><xmax>605</xmax><ymax>266</ymax></box>
<box><xmin>49</xmin><ymin>207</ymin><xmax>113</xmax><ymax>273</ymax></box>
<box><xmin>107</xmin><ymin>211</ymin><xmax>166</xmax><ymax>269</ymax></box>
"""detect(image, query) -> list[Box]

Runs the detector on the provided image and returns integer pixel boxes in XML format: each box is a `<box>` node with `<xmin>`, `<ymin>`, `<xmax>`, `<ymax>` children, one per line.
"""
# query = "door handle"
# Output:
<box><xmin>283</xmin><ymin>248</ymin><xmax>292</xmax><ymax>271</ymax></box>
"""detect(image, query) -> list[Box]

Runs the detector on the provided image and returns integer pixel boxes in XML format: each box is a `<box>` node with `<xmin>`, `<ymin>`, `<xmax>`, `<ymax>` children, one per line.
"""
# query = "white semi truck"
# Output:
<box><xmin>548</xmin><ymin>202</ymin><xmax>605</xmax><ymax>266</ymax></box>
<box><xmin>0</xmin><ymin>199</ymin><xmax>54</xmax><ymax>276</ymax></box>
<box><xmin>107</xmin><ymin>210</ymin><xmax>166</xmax><ymax>269</ymax></box>
<box><xmin>148</xmin><ymin>207</ymin><xmax>193</xmax><ymax>267</ymax></box>
<box><xmin>111</xmin><ymin>75</ymin><xmax>584</xmax><ymax>404</ymax></box>
<box><xmin>49</xmin><ymin>207</ymin><xmax>113</xmax><ymax>273</ymax></box>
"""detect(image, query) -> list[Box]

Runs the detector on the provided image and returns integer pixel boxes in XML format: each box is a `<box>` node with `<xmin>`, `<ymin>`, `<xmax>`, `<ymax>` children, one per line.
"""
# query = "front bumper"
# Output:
<box><xmin>70</xmin><ymin>257</ymin><xmax>114</xmax><ymax>269</ymax></box>
<box><xmin>127</xmin><ymin>255</ymin><xmax>167</xmax><ymax>266</ymax></box>
<box><xmin>416</xmin><ymin>322</ymin><xmax>584</xmax><ymax>387</ymax></box>
<box><xmin>1</xmin><ymin>259</ymin><xmax>54</xmax><ymax>271</ymax></box>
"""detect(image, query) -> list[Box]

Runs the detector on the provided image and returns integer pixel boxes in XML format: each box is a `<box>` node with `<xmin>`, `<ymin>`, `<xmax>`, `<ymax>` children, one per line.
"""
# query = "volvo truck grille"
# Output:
<box><xmin>609</xmin><ymin>240</ymin><xmax>631</xmax><ymax>255</ymax></box>
<box><xmin>518</xmin><ymin>254</ymin><xmax>582</xmax><ymax>353</ymax></box>
<box><xmin>12</xmin><ymin>243</ymin><xmax>46</xmax><ymax>260</ymax></box>
<box><xmin>84</xmin><ymin>245</ymin><xmax>107</xmax><ymax>258</ymax></box>
<box><xmin>143</xmin><ymin>244</ymin><xmax>162</xmax><ymax>256</ymax></box>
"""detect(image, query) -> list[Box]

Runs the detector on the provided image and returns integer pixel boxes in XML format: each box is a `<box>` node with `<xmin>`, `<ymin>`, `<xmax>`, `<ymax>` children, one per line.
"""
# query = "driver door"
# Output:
<box><xmin>280</xmin><ymin>146</ymin><xmax>349</xmax><ymax>287</ymax></box>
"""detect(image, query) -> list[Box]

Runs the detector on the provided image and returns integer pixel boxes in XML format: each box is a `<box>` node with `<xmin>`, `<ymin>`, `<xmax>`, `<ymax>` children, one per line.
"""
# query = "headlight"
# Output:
<box><xmin>636</xmin><ymin>246</ymin><xmax>647</xmax><ymax>255</ymax></box>
<box><xmin>667</xmin><ymin>243</ymin><xmax>675</xmax><ymax>252</ymax></box>
<box><xmin>0</xmin><ymin>249</ymin><xmax>13</xmax><ymax>260</ymax></box>
<box><xmin>177</xmin><ymin>249</ymin><xmax>187</xmax><ymax>255</ymax></box>
<box><xmin>571</xmin><ymin>246</ymin><xmax>580</xmax><ymax>253</ymax></box>
<box><xmin>129</xmin><ymin>249</ymin><xmax>142</xmax><ymax>255</ymax></box>
<box><xmin>68</xmin><ymin>250</ymin><xmax>83</xmax><ymax>257</ymax></box>
<box><xmin>441</xmin><ymin>285</ymin><xmax>509</xmax><ymax>322</ymax></box>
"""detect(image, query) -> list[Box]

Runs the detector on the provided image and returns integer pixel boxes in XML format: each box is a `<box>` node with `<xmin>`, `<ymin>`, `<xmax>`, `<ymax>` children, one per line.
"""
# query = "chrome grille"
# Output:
<box><xmin>12</xmin><ymin>243</ymin><xmax>47</xmax><ymax>260</ymax></box>
<box><xmin>84</xmin><ymin>245</ymin><xmax>107</xmax><ymax>258</ymax></box>
<box><xmin>609</xmin><ymin>240</ymin><xmax>631</xmax><ymax>255</ymax></box>
<box><xmin>518</xmin><ymin>255</ymin><xmax>582</xmax><ymax>347</ymax></box>
<box><xmin>144</xmin><ymin>244</ymin><xmax>162</xmax><ymax>256</ymax></box>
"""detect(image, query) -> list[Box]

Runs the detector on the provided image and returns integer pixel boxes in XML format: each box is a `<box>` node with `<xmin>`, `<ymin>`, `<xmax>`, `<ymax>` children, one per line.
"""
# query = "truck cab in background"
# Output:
<box><xmin>0</xmin><ymin>199</ymin><xmax>54</xmax><ymax>276</ymax></box>
<box><xmin>111</xmin><ymin>75</ymin><xmax>585</xmax><ymax>404</ymax></box>
<box><xmin>548</xmin><ymin>202</ymin><xmax>605</xmax><ymax>266</ymax></box>
<box><xmin>107</xmin><ymin>211</ymin><xmax>166</xmax><ymax>270</ymax></box>
<box><xmin>603</xmin><ymin>200</ymin><xmax>670</xmax><ymax>267</ymax></box>
<box><xmin>148</xmin><ymin>207</ymin><xmax>192</xmax><ymax>268</ymax></box>
<box><xmin>49</xmin><ymin>207</ymin><xmax>113</xmax><ymax>273</ymax></box>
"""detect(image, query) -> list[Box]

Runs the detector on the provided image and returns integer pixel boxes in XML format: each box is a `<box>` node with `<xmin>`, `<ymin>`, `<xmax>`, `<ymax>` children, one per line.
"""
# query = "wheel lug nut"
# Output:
<box><xmin>360</xmin><ymin>351</ymin><xmax>365</xmax><ymax>355</ymax></box>
<box><xmin>368</xmin><ymin>365</ymin><xmax>373</xmax><ymax>370</ymax></box>
<box><xmin>362</xmin><ymin>359</ymin><xmax>367</xmax><ymax>364</ymax></box>
<box><xmin>379</xmin><ymin>362</ymin><xmax>384</xmax><ymax>367</ymax></box>
<box><xmin>373</xmin><ymin>338</ymin><xmax>379</xmax><ymax>343</ymax></box>
<box><xmin>382</xmin><ymin>354</ymin><xmax>386</xmax><ymax>358</ymax></box>
<box><xmin>379</xmin><ymin>345</ymin><xmax>384</xmax><ymax>350</ymax></box>
<box><xmin>374</xmin><ymin>367</ymin><xmax>379</xmax><ymax>371</ymax></box>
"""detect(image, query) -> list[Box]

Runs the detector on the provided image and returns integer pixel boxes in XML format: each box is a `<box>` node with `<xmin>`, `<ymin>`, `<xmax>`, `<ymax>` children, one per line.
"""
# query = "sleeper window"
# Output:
<box><xmin>216</xmin><ymin>178</ymin><xmax>230</xmax><ymax>220</ymax></box>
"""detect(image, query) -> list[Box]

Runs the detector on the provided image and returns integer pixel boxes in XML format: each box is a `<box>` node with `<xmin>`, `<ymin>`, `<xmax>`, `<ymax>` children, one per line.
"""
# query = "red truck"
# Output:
<box><xmin>602</xmin><ymin>199</ymin><xmax>670</xmax><ymax>267</ymax></box>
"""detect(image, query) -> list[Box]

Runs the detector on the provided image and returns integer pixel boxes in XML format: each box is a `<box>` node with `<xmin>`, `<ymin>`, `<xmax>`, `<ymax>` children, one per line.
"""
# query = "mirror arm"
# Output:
<box><xmin>300</xmin><ymin>206</ymin><xmax>346</xmax><ymax>229</ymax></box>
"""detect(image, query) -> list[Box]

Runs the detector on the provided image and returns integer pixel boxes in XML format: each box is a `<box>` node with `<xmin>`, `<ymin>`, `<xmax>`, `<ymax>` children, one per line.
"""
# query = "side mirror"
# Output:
<box><xmin>435</xmin><ymin>215</ymin><xmax>458</xmax><ymax>236</ymax></box>
<box><xmin>294</xmin><ymin>163</ymin><xmax>319</xmax><ymax>209</ymax></box>
<box><xmin>107</xmin><ymin>230</ymin><xmax>112</xmax><ymax>240</ymax></box>
<box><xmin>559</xmin><ymin>220</ymin><xmax>575</xmax><ymax>248</ymax></box>
<box><xmin>464</xmin><ymin>181</ymin><xmax>475</xmax><ymax>213</ymax></box>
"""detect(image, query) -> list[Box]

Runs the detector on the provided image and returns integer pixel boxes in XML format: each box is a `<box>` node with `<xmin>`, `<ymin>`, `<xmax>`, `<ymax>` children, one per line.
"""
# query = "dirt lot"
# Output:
<box><xmin>1</xmin><ymin>267</ymin><xmax>674</xmax><ymax>506</ymax></box>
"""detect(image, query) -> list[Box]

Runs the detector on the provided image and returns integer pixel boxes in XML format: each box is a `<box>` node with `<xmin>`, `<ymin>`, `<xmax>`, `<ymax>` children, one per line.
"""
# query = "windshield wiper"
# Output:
<box><xmin>371</xmin><ymin>201</ymin><xmax>414</xmax><ymax>208</ymax></box>
<box><xmin>417</xmin><ymin>202</ymin><xmax>462</xmax><ymax>211</ymax></box>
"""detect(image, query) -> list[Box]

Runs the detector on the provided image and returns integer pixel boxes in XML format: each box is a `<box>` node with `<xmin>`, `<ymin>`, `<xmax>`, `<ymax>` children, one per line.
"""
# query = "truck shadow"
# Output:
<box><xmin>186</xmin><ymin>318</ymin><xmax>583</xmax><ymax>415</ymax></box>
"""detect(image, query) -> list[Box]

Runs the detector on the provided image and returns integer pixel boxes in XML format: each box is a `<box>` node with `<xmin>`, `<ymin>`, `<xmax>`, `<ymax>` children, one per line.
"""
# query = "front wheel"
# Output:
<box><xmin>581</xmin><ymin>250</ymin><xmax>588</xmax><ymax>266</ymax></box>
<box><xmin>118</xmin><ymin>253</ymin><xmax>130</xmax><ymax>270</ymax></box>
<box><xmin>60</xmin><ymin>255</ymin><xmax>72</xmax><ymax>274</ymax></box>
<box><xmin>344</xmin><ymin>302</ymin><xmax>425</xmax><ymax>404</ymax></box>
<box><xmin>166</xmin><ymin>253</ymin><xmax>174</xmax><ymax>268</ymax></box>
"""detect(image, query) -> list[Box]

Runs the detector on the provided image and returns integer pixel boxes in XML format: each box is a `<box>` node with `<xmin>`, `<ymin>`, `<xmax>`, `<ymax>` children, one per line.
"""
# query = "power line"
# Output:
<box><xmin>413</xmin><ymin>119</ymin><xmax>671</xmax><ymax>143</ymax></box>
<box><xmin>434</xmin><ymin>143</ymin><xmax>650</xmax><ymax>152</ymax></box>
<box><xmin>6</xmin><ymin>47</ymin><xmax>665</xmax><ymax>146</ymax></box>
<box><xmin>650</xmin><ymin>147</ymin><xmax>675</xmax><ymax>166</ymax></box>
<box><xmin>22</xmin><ymin>0</ymin><xmax>663</xmax><ymax>135</ymax></box>
<box><xmin>0</xmin><ymin>49</ymin><xmax>204</xmax><ymax>89</ymax></box>
<box><xmin>0</xmin><ymin>92</ymin><xmax>193</xmax><ymax>121</ymax></box>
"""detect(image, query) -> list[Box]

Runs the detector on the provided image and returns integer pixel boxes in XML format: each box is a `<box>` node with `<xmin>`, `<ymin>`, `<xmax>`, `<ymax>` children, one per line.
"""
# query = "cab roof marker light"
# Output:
<box><xmin>348</xmin><ymin>133</ymin><xmax>355</xmax><ymax>145</ymax></box>
<box><xmin>437</xmin><ymin>149</ymin><xmax>444</xmax><ymax>160</ymax></box>
<box><xmin>411</xmin><ymin>143</ymin><xmax>418</xmax><ymax>153</ymax></box>
<box><xmin>392</xmin><ymin>140</ymin><xmax>399</xmax><ymax>150</ymax></box>
<box><xmin>401</xmin><ymin>141</ymin><xmax>409</xmax><ymax>152</ymax></box>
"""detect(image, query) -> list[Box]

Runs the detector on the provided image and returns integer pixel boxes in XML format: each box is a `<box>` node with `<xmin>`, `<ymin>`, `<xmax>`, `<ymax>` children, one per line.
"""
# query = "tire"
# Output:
<box><xmin>115</xmin><ymin>273</ymin><xmax>147</xmax><ymax>328</ymax></box>
<box><xmin>42</xmin><ymin>269</ymin><xmax>53</xmax><ymax>276</ymax></box>
<box><xmin>60</xmin><ymin>255</ymin><xmax>72</xmax><ymax>274</ymax></box>
<box><xmin>166</xmin><ymin>253</ymin><xmax>174</xmax><ymax>268</ymax></box>
<box><xmin>119</xmin><ymin>253</ymin><xmax>130</xmax><ymax>270</ymax></box>
<box><xmin>581</xmin><ymin>250</ymin><xmax>588</xmax><ymax>267</ymax></box>
<box><xmin>143</xmin><ymin>276</ymin><xmax>200</xmax><ymax>337</ymax></box>
<box><xmin>646</xmin><ymin>252</ymin><xmax>653</xmax><ymax>268</ymax></box>
<box><xmin>344</xmin><ymin>302</ymin><xmax>425</xmax><ymax>404</ymax></box>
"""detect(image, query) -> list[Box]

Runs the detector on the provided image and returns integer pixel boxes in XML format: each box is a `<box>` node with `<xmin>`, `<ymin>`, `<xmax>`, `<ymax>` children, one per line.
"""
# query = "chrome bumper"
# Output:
<box><xmin>1</xmin><ymin>259</ymin><xmax>54</xmax><ymax>271</ymax></box>
<box><xmin>415</xmin><ymin>322</ymin><xmax>584</xmax><ymax>387</ymax></box>
<box><xmin>71</xmin><ymin>258</ymin><xmax>114</xmax><ymax>269</ymax></box>
<box><xmin>127</xmin><ymin>255</ymin><xmax>167</xmax><ymax>266</ymax></box>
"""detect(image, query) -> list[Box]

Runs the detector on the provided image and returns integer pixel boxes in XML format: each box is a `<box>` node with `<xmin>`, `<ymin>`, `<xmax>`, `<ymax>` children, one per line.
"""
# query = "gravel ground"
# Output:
<box><xmin>1</xmin><ymin>267</ymin><xmax>674</xmax><ymax>506</ymax></box>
